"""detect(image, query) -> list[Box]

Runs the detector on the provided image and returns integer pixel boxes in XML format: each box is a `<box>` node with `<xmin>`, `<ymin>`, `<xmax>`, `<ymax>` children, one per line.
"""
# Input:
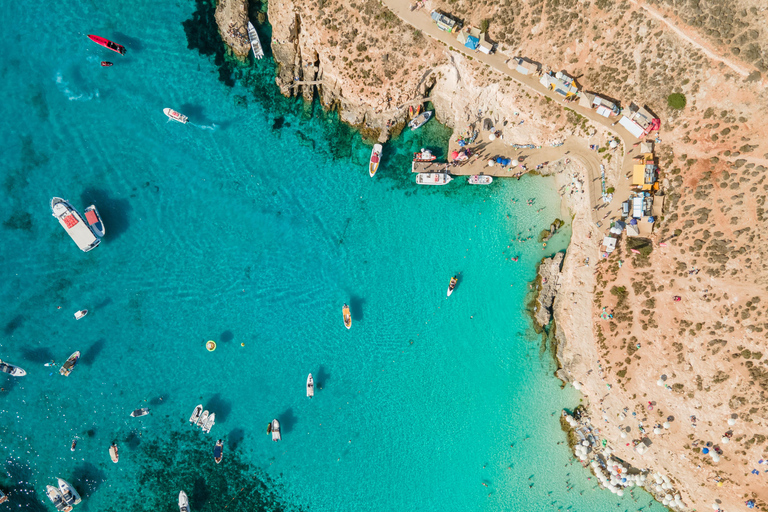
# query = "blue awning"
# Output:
<box><xmin>464</xmin><ymin>36</ymin><xmax>479</xmax><ymax>50</ymax></box>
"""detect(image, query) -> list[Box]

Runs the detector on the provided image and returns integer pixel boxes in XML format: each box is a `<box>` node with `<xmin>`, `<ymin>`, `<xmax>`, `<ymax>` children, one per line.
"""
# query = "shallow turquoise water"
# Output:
<box><xmin>0</xmin><ymin>1</ymin><xmax>667</xmax><ymax>511</ymax></box>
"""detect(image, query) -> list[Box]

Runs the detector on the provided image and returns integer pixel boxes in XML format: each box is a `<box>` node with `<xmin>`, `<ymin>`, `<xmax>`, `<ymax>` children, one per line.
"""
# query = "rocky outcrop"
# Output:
<box><xmin>533</xmin><ymin>252</ymin><xmax>564</xmax><ymax>328</ymax></box>
<box><xmin>214</xmin><ymin>0</ymin><xmax>251</xmax><ymax>59</ymax></box>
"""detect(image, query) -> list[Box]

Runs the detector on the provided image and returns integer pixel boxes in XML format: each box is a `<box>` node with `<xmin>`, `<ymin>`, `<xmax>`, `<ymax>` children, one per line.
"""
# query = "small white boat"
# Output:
<box><xmin>0</xmin><ymin>489</ymin><xmax>7</xmax><ymax>504</ymax></box>
<box><xmin>83</xmin><ymin>205</ymin><xmax>105</xmax><ymax>238</ymax></box>
<box><xmin>369</xmin><ymin>144</ymin><xmax>382</xmax><ymax>178</ymax></box>
<box><xmin>213</xmin><ymin>439</ymin><xmax>223</xmax><ymax>464</ymax></box>
<box><xmin>51</xmin><ymin>197</ymin><xmax>100</xmax><ymax>252</ymax></box>
<box><xmin>271</xmin><ymin>419</ymin><xmax>281</xmax><ymax>441</ymax></box>
<box><xmin>163</xmin><ymin>108</ymin><xmax>188</xmax><ymax>124</ymax></box>
<box><xmin>468</xmin><ymin>175</ymin><xmax>493</xmax><ymax>185</ymax></box>
<box><xmin>130</xmin><ymin>407</ymin><xmax>150</xmax><ymax>418</ymax></box>
<box><xmin>342</xmin><ymin>303</ymin><xmax>351</xmax><ymax>329</ymax></box>
<box><xmin>59</xmin><ymin>351</ymin><xmax>80</xmax><ymax>377</ymax></box>
<box><xmin>197</xmin><ymin>410</ymin><xmax>209</xmax><ymax>427</ymax></box>
<box><xmin>57</xmin><ymin>478</ymin><xmax>81</xmax><ymax>506</ymax></box>
<box><xmin>0</xmin><ymin>359</ymin><xmax>26</xmax><ymax>377</ymax></box>
<box><xmin>74</xmin><ymin>310</ymin><xmax>88</xmax><ymax>320</ymax></box>
<box><xmin>189</xmin><ymin>404</ymin><xmax>203</xmax><ymax>425</ymax></box>
<box><xmin>46</xmin><ymin>485</ymin><xmax>71</xmax><ymax>512</ymax></box>
<box><xmin>202</xmin><ymin>413</ymin><xmax>216</xmax><ymax>433</ymax></box>
<box><xmin>415</xmin><ymin>173</ymin><xmax>452</xmax><ymax>185</ymax></box>
<box><xmin>247</xmin><ymin>21</ymin><xmax>264</xmax><ymax>60</ymax></box>
<box><xmin>447</xmin><ymin>276</ymin><xmax>458</xmax><ymax>297</ymax></box>
<box><xmin>307</xmin><ymin>373</ymin><xmax>314</xmax><ymax>398</ymax></box>
<box><xmin>109</xmin><ymin>443</ymin><xmax>119</xmax><ymax>463</ymax></box>
<box><xmin>179</xmin><ymin>491</ymin><xmax>190</xmax><ymax>512</ymax></box>
<box><xmin>408</xmin><ymin>110</ymin><xmax>433</xmax><ymax>130</ymax></box>
<box><xmin>413</xmin><ymin>148</ymin><xmax>436</xmax><ymax>162</ymax></box>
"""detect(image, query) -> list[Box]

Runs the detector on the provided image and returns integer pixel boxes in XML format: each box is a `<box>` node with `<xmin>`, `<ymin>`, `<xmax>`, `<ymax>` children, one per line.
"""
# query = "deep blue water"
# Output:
<box><xmin>0</xmin><ymin>0</ymin><xmax>668</xmax><ymax>511</ymax></box>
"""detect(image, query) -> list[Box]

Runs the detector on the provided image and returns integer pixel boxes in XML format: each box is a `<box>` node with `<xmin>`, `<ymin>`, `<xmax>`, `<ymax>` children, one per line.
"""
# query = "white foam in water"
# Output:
<box><xmin>54</xmin><ymin>71</ymin><xmax>99</xmax><ymax>101</ymax></box>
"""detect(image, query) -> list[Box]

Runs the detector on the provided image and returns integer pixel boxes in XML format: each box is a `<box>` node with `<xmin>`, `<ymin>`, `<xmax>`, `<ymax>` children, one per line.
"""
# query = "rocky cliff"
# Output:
<box><xmin>214</xmin><ymin>0</ymin><xmax>251</xmax><ymax>58</ymax></box>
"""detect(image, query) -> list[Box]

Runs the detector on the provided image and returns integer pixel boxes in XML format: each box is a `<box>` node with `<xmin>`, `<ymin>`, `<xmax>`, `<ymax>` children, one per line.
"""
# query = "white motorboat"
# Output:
<box><xmin>247</xmin><ymin>21</ymin><xmax>264</xmax><ymax>60</ymax></box>
<box><xmin>57</xmin><ymin>478</ymin><xmax>81</xmax><ymax>506</ymax></box>
<box><xmin>197</xmin><ymin>410</ymin><xmax>209</xmax><ymax>427</ymax></box>
<box><xmin>307</xmin><ymin>373</ymin><xmax>314</xmax><ymax>398</ymax></box>
<box><xmin>447</xmin><ymin>276</ymin><xmax>458</xmax><ymax>297</ymax></box>
<box><xmin>74</xmin><ymin>310</ymin><xmax>88</xmax><ymax>320</ymax></box>
<box><xmin>189</xmin><ymin>404</ymin><xmax>203</xmax><ymax>425</ymax></box>
<box><xmin>0</xmin><ymin>489</ymin><xmax>7</xmax><ymax>504</ymax></box>
<box><xmin>213</xmin><ymin>439</ymin><xmax>223</xmax><ymax>464</ymax></box>
<box><xmin>202</xmin><ymin>413</ymin><xmax>216</xmax><ymax>433</ymax></box>
<box><xmin>0</xmin><ymin>359</ymin><xmax>26</xmax><ymax>377</ymax></box>
<box><xmin>408</xmin><ymin>110</ymin><xmax>433</xmax><ymax>130</ymax></box>
<box><xmin>270</xmin><ymin>419</ymin><xmax>281</xmax><ymax>441</ymax></box>
<box><xmin>51</xmin><ymin>197</ymin><xmax>100</xmax><ymax>252</ymax></box>
<box><xmin>179</xmin><ymin>491</ymin><xmax>190</xmax><ymax>512</ymax></box>
<box><xmin>468</xmin><ymin>175</ymin><xmax>493</xmax><ymax>185</ymax></box>
<box><xmin>163</xmin><ymin>108</ymin><xmax>188</xmax><ymax>124</ymax></box>
<box><xmin>59</xmin><ymin>351</ymin><xmax>80</xmax><ymax>377</ymax></box>
<box><xmin>369</xmin><ymin>144</ymin><xmax>382</xmax><ymax>177</ymax></box>
<box><xmin>109</xmin><ymin>443</ymin><xmax>119</xmax><ymax>463</ymax></box>
<box><xmin>130</xmin><ymin>407</ymin><xmax>150</xmax><ymax>418</ymax></box>
<box><xmin>83</xmin><ymin>205</ymin><xmax>105</xmax><ymax>238</ymax></box>
<box><xmin>46</xmin><ymin>485</ymin><xmax>71</xmax><ymax>512</ymax></box>
<box><xmin>415</xmin><ymin>173</ymin><xmax>452</xmax><ymax>185</ymax></box>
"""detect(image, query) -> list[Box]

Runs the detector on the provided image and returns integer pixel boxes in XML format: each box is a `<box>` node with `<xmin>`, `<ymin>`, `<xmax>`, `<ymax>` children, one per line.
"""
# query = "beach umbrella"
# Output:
<box><xmin>488</xmin><ymin>133</ymin><xmax>497</xmax><ymax>141</ymax></box>
<box><xmin>511</xmin><ymin>159</ymin><xmax>519</xmax><ymax>167</ymax></box>
<box><xmin>502</xmin><ymin>158</ymin><xmax>511</xmax><ymax>166</ymax></box>
<box><xmin>702</xmin><ymin>447</ymin><xmax>709</xmax><ymax>454</ymax></box>
<box><xmin>721</xmin><ymin>437</ymin><xmax>729</xmax><ymax>444</ymax></box>
<box><xmin>728</xmin><ymin>418</ymin><xmax>736</xmax><ymax>426</ymax></box>
<box><xmin>573</xmin><ymin>381</ymin><xmax>582</xmax><ymax>390</ymax></box>
<box><xmin>657</xmin><ymin>379</ymin><xmax>664</xmax><ymax>386</ymax></box>
<box><xmin>663</xmin><ymin>422</ymin><xmax>670</xmax><ymax>429</ymax></box>
<box><xmin>617</xmin><ymin>490</ymin><xmax>624</xmax><ymax>497</ymax></box>
<box><xmin>487</xmin><ymin>159</ymin><xmax>495</xmax><ymax>167</ymax></box>
<box><xmin>653</xmin><ymin>428</ymin><xmax>661</xmax><ymax>435</ymax></box>
<box><xmin>712</xmin><ymin>454</ymin><xmax>720</xmax><ymax>462</ymax></box>
<box><xmin>451</xmin><ymin>150</ymin><xmax>459</xmax><ymax>160</ymax></box>
<box><xmin>620</xmin><ymin>432</ymin><xmax>627</xmax><ymax>439</ymax></box>
<box><xmin>496</xmin><ymin>157</ymin><xmax>504</xmax><ymax>164</ymax></box>
<box><xmin>712</xmin><ymin>504</ymin><xmax>719</xmax><ymax>510</ymax></box>
<box><xmin>581</xmin><ymin>440</ymin><xmax>589</xmax><ymax>447</ymax></box>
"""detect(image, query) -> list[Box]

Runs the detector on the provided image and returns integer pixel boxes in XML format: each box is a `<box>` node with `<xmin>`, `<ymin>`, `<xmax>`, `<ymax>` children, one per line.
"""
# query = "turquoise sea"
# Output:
<box><xmin>0</xmin><ymin>0</ymin><xmax>668</xmax><ymax>511</ymax></box>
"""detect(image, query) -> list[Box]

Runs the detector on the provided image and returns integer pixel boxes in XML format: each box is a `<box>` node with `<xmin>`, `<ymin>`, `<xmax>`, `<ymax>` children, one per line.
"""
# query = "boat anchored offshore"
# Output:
<box><xmin>130</xmin><ymin>408</ymin><xmax>150</xmax><ymax>418</ymax></box>
<box><xmin>307</xmin><ymin>373</ymin><xmax>314</xmax><ymax>398</ymax></box>
<box><xmin>51</xmin><ymin>197</ymin><xmax>101</xmax><ymax>252</ymax></box>
<box><xmin>213</xmin><ymin>439</ymin><xmax>223</xmax><ymax>464</ymax></box>
<box><xmin>342</xmin><ymin>304</ymin><xmax>351</xmax><ymax>329</ymax></box>
<box><xmin>415</xmin><ymin>173</ymin><xmax>452</xmax><ymax>185</ymax></box>
<box><xmin>59</xmin><ymin>351</ymin><xmax>80</xmax><ymax>377</ymax></box>
<box><xmin>87</xmin><ymin>34</ymin><xmax>126</xmax><ymax>55</ymax></box>
<box><xmin>369</xmin><ymin>144</ymin><xmax>382</xmax><ymax>177</ymax></box>
<box><xmin>270</xmin><ymin>419</ymin><xmax>281</xmax><ymax>441</ymax></box>
<box><xmin>57</xmin><ymin>478</ymin><xmax>81</xmax><ymax>506</ymax></box>
<box><xmin>178</xmin><ymin>491</ymin><xmax>190</xmax><ymax>512</ymax></box>
<box><xmin>46</xmin><ymin>485</ymin><xmax>72</xmax><ymax>512</ymax></box>
<box><xmin>83</xmin><ymin>205</ymin><xmax>105</xmax><ymax>237</ymax></box>
<box><xmin>202</xmin><ymin>413</ymin><xmax>216</xmax><ymax>433</ymax></box>
<box><xmin>447</xmin><ymin>276</ymin><xmax>458</xmax><ymax>297</ymax></box>
<box><xmin>0</xmin><ymin>359</ymin><xmax>26</xmax><ymax>377</ymax></box>
<box><xmin>247</xmin><ymin>21</ymin><xmax>264</xmax><ymax>59</ymax></box>
<box><xmin>468</xmin><ymin>175</ymin><xmax>493</xmax><ymax>185</ymax></box>
<box><xmin>74</xmin><ymin>310</ymin><xmax>88</xmax><ymax>320</ymax></box>
<box><xmin>408</xmin><ymin>110</ymin><xmax>433</xmax><ymax>131</ymax></box>
<box><xmin>197</xmin><ymin>410</ymin><xmax>209</xmax><ymax>427</ymax></box>
<box><xmin>189</xmin><ymin>404</ymin><xmax>203</xmax><ymax>425</ymax></box>
<box><xmin>109</xmin><ymin>443</ymin><xmax>119</xmax><ymax>463</ymax></box>
<box><xmin>163</xmin><ymin>108</ymin><xmax>188</xmax><ymax>124</ymax></box>
<box><xmin>0</xmin><ymin>489</ymin><xmax>7</xmax><ymax>504</ymax></box>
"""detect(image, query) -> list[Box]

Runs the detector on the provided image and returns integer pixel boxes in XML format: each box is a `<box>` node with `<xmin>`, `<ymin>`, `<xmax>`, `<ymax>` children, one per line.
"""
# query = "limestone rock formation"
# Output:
<box><xmin>214</xmin><ymin>0</ymin><xmax>251</xmax><ymax>59</ymax></box>
<box><xmin>534</xmin><ymin>252</ymin><xmax>565</xmax><ymax>328</ymax></box>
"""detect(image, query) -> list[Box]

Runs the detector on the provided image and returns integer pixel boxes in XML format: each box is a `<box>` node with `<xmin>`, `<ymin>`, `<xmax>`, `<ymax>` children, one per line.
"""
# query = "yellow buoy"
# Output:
<box><xmin>206</xmin><ymin>341</ymin><xmax>217</xmax><ymax>352</ymax></box>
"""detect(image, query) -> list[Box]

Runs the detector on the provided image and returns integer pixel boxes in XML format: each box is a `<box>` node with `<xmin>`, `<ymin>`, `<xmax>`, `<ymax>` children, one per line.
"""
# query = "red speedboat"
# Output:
<box><xmin>101</xmin><ymin>61</ymin><xmax>113</xmax><ymax>67</ymax></box>
<box><xmin>87</xmin><ymin>35</ymin><xmax>126</xmax><ymax>55</ymax></box>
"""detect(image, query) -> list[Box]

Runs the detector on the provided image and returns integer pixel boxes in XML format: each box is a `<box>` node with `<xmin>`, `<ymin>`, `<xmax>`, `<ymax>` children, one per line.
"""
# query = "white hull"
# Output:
<box><xmin>74</xmin><ymin>310</ymin><xmax>88</xmax><ymax>320</ymax></box>
<box><xmin>202</xmin><ymin>413</ymin><xmax>216</xmax><ymax>433</ymax></box>
<box><xmin>415</xmin><ymin>173</ymin><xmax>452</xmax><ymax>185</ymax></box>
<box><xmin>60</xmin><ymin>351</ymin><xmax>80</xmax><ymax>377</ymax></box>
<box><xmin>46</xmin><ymin>485</ymin><xmax>71</xmax><ymax>512</ymax></box>
<box><xmin>109</xmin><ymin>444</ymin><xmax>119</xmax><ymax>463</ymax></box>
<box><xmin>307</xmin><ymin>373</ymin><xmax>314</xmax><ymax>397</ymax></box>
<box><xmin>369</xmin><ymin>144</ymin><xmax>382</xmax><ymax>177</ymax></box>
<box><xmin>271</xmin><ymin>419</ymin><xmax>281</xmax><ymax>441</ymax></box>
<box><xmin>179</xmin><ymin>491</ymin><xmax>190</xmax><ymax>512</ymax></box>
<box><xmin>57</xmin><ymin>478</ymin><xmax>81</xmax><ymax>506</ymax></box>
<box><xmin>197</xmin><ymin>410</ymin><xmax>209</xmax><ymax>427</ymax></box>
<box><xmin>468</xmin><ymin>175</ymin><xmax>493</xmax><ymax>185</ymax></box>
<box><xmin>409</xmin><ymin>110</ymin><xmax>433</xmax><ymax>130</ymax></box>
<box><xmin>0</xmin><ymin>359</ymin><xmax>26</xmax><ymax>377</ymax></box>
<box><xmin>248</xmin><ymin>22</ymin><xmax>264</xmax><ymax>59</ymax></box>
<box><xmin>51</xmin><ymin>197</ymin><xmax>100</xmax><ymax>252</ymax></box>
<box><xmin>189</xmin><ymin>404</ymin><xmax>203</xmax><ymax>424</ymax></box>
<box><xmin>130</xmin><ymin>408</ymin><xmax>150</xmax><ymax>417</ymax></box>
<box><xmin>163</xmin><ymin>108</ymin><xmax>188</xmax><ymax>124</ymax></box>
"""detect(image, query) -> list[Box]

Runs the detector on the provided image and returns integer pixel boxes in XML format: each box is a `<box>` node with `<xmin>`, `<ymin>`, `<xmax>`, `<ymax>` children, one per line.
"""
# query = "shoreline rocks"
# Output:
<box><xmin>533</xmin><ymin>252</ymin><xmax>564</xmax><ymax>328</ymax></box>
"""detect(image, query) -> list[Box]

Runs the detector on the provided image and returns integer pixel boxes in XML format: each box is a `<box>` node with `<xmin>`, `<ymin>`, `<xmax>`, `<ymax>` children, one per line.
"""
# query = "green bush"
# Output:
<box><xmin>606</xmin><ymin>187</ymin><xmax>615</xmax><ymax>194</ymax></box>
<box><xmin>480</xmin><ymin>19</ymin><xmax>490</xmax><ymax>33</ymax></box>
<box><xmin>627</xmin><ymin>237</ymin><xmax>653</xmax><ymax>257</ymax></box>
<box><xmin>667</xmin><ymin>93</ymin><xmax>687</xmax><ymax>110</ymax></box>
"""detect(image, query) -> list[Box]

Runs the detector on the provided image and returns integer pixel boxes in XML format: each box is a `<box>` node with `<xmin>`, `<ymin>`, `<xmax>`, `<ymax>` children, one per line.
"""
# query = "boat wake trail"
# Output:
<box><xmin>54</xmin><ymin>71</ymin><xmax>99</xmax><ymax>101</ymax></box>
<box><xmin>194</xmin><ymin>123</ymin><xmax>219</xmax><ymax>131</ymax></box>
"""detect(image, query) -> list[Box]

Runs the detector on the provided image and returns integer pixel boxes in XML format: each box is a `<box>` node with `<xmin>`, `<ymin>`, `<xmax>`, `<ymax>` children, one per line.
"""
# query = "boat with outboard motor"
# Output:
<box><xmin>213</xmin><ymin>439</ymin><xmax>223</xmax><ymax>463</ymax></box>
<box><xmin>83</xmin><ymin>205</ymin><xmax>105</xmax><ymax>238</ymax></box>
<box><xmin>369</xmin><ymin>144</ymin><xmax>382</xmax><ymax>177</ymax></box>
<box><xmin>59</xmin><ymin>351</ymin><xmax>80</xmax><ymax>377</ymax></box>
<box><xmin>307</xmin><ymin>373</ymin><xmax>314</xmax><ymax>398</ymax></box>
<box><xmin>271</xmin><ymin>419</ymin><xmax>281</xmax><ymax>441</ymax></box>
<box><xmin>189</xmin><ymin>404</ymin><xmax>203</xmax><ymax>425</ymax></box>
<box><xmin>163</xmin><ymin>108</ymin><xmax>188</xmax><ymax>124</ymax></box>
<box><xmin>202</xmin><ymin>413</ymin><xmax>215</xmax><ymax>433</ymax></box>
<box><xmin>57</xmin><ymin>478</ymin><xmax>81</xmax><ymax>506</ymax></box>
<box><xmin>179</xmin><ymin>491</ymin><xmax>190</xmax><ymax>512</ymax></box>
<box><xmin>51</xmin><ymin>197</ymin><xmax>101</xmax><ymax>252</ymax></box>
<box><xmin>87</xmin><ymin>34</ymin><xmax>125</xmax><ymax>55</ymax></box>
<box><xmin>413</xmin><ymin>148</ymin><xmax>436</xmax><ymax>162</ymax></box>
<box><xmin>46</xmin><ymin>485</ymin><xmax>72</xmax><ymax>512</ymax></box>
<box><xmin>247</xmin><ymin>21</ymin><xmax>264</xmax><ymax>59</ymax></box>
<box><xmin>415</xmin><ymin>173</ymin><xmax>452</xmax><ymax>185</ymax></box>
<box><xmin>467</xmin><ymin>175</ymin><xmax>493</xmax><ymax>185</ymax></box>
<box><xmin>0</xmin><ymin>359</ymin><xmax>26</xmax><ymax>377</ymax></box>
<box><xmin>447</xmin><ymin>276</ymin><xmax>458</xmax><ymax>297</ymax></box>
<box><xmin>342</xmin><ymin>304</ymin><xmax>351</xmax><ymax>329</ymax></box>
<box><xmin>74</xmin><ymin>310</ymin><xmax>88</xmax><ymax>320</ymax></box>
<box><xmin>408</xmin><ymin>110</ymin><xmax>433</xmax><ymax>130</ymax></box>
<box><xmin>109</xmin><ymin>443</ymin><xmax>119</xmax><ymax>463</ymax></box>
<box><xmin>197</xmin><ymin>410</ymin><xmax>209</xmax><ymax>427</ymax></box>
<box><xmin>130</xmin><ymin>408</ymin><xmax>150</xmax><ymax>418</ymax></box>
